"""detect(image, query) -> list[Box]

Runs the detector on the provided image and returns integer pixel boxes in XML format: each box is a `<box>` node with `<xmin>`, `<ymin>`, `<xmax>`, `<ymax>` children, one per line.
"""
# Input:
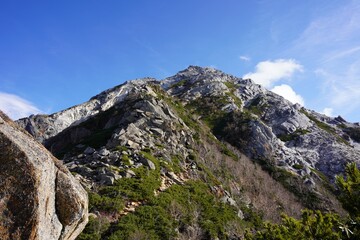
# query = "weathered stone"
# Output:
<box><xmin>220</xmin><ymin>196</ymin><xmax>237</xmax><ymax>207</ymax></box>
<box><xmin>150</xmin><ymin>128</ymin><xmax>164</xmax><ymax>137</ymax></box>
<box><xmin>0</xmin><ymin>111</ymin><xmax>88</xmax><ymax>240</ymax></box>
<box><xmin>166</xmin><ymin>171</ymin><xmax>183</xmax><ymax>185</ymax></box>
<box><xmin>76</xmin><ymin>166</ymin><xmax>94</xmax><ymax>177</ymax></box>
<box><xmin>98</xmin><ymin>148</ymin><xmax>110</xmax><ymax>156</ymax></box>
<box><xmin>126</xmin><ymin>140</ymin><xmax>140</xmax><ymax>150</ymax></box>
<box><xmin>237</xmin><ymin>210</ymin><xmax>244</xmax><ymax>219</ymax></box>
<box><xmin>84</xmin><ymin>147</ymin><xmax>95</xmax><ymax>155</ymax></box>
<box><xmin>120</xmin><ymin>169</ymin><xmax>136</xmax><ymax>178</ymax></box>
<box><xmin>99</xmin><ymin>175</ymin><xmax>114</xmax><ymax>185</ymax></box>
<box><xmin>140</xmin><ymin>158</ymin><xmax>156</xmax><ymax>170</ymax></box>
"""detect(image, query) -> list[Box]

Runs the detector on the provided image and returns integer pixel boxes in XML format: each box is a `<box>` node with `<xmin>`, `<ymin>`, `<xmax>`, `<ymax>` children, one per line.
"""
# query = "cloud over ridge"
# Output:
<box><xmin>0</xmin><ymin>92</ymin><xmax>42</xmax><ymax>120</ymax></box>
<box><xmin>271</xmin><ymin>84</ymin><xmax>305</xmax><ymax>106</ymax></box>
<box><xmin>243</xmin><ymin>59</ymin><xmax>303</xmax><ymax>88</ymax></box>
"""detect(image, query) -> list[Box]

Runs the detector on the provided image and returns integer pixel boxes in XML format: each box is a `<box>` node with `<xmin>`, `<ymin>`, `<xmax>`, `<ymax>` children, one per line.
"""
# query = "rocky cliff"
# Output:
<box><xmin>15</xmin><ymin>66</ymin><xmax>360</xmax><ymax>239</ymax></box>
<box><xmin>0</xmin><ymin>111</ymin><xmax>88</xmax><ymax>240</ymax></box>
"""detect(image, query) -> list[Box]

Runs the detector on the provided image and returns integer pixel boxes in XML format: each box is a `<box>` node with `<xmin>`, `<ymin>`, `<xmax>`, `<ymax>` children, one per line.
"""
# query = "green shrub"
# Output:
<box><xmin>219</xmin><ymin>143</ymin><xmax>239</xmax><ymax>161</ymax></box>
<box><xmin>121</xmin><ymin>154</ymin><xmax>131</xmax><ymax>166</ymax></box>
<box><xmin>343</xmin><ymin>127</ymin><xmax>360</xmax><ymax>143</ymax></box>
<box><xmin>336</xmin><ymin>163</ymin><xmax>360</xmax><ymax>216</ymax></box>
<box><xmin>108</xmin><ymin>206</ymin><xmax>176</xmax><ymax>240</ymax></box>
<box><xmin>278</xmin><ymin>129</ymin><xmax>310</xmax><ymax>142</ymax></box>
<box><xmin>292</xmin><ymin>164</ymin><xmax>304</xmax><ymax>170</ymax></box>
<box><xmin>77</xmin><ymin>215</ymin><xmax>110</xmax><ymax>240</ymax></box>
<box><xmin>153</xmin><ymin>181</ymin><xmax>243</xmax><ymax>238</ymax></box>
<box><xmin>170</xmin><ymin>79</ymin><xmax>187</xmax><ymax>88</ymax></box>
<box><xmin>301</xmin><ymin>110</ymin><xmax>349</xmax><ymax>145</ymax></box>
<box><xmin>88</xmin><ymin>192</ymin><xmax>124</xmax><ymax>213</ymax></box>
<box><xmin>245</xmin><ymin>210</ymin><xmax>342</xmax><ymax>240</ymax></box>
<box><xmin>100</xmin><ymin>167</ymin><xmax>161</xmax><ymax>202</ymax></box>
<box><xmin>170</xmin><ymin>154</ymin><xmax>183</xmax><ymax>173</ymax></box>
<box><xmin>115</xmin><ymin>145</ymin><xmax>128</xmax><ymax>152</ymax></box>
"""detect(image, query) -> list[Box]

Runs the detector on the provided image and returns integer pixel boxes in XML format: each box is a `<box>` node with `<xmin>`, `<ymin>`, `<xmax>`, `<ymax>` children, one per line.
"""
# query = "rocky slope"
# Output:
<box><xmin>162</xmin><ymin>66</ymin><xmax>360</xmax><ymax>182</ymax></box>
<box><xmin>0</xmin><ymin>111</ymin><xmax>88</xmax><ymax>240</ymax></box>
<box><xmin>15</xmin><ymin>66</ymin><xmax>360</xmax><ymax>239</ymax></box>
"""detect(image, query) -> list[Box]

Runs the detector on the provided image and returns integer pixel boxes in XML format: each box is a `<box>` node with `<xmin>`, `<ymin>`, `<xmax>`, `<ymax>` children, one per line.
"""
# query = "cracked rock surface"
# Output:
<box><xmin>0</xmin><ymin>111</ymin><xmax>88</xmax><ymax>240</ymax></box>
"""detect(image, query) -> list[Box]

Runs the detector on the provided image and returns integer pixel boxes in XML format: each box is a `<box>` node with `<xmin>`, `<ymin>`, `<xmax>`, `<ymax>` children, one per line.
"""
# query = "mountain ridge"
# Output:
<box><xmin>15</xmin><ymin>65</ymin><xmax>360</xmax><ymax>239</ymax></box>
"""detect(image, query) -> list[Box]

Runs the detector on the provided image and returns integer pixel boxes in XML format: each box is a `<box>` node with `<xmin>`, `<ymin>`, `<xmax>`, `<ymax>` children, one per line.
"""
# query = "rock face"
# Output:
<box><xmin>161</xmin><ymin>66</ymin><xmax>360</xmax><ymax>182</ymax></box>
<box><xmin>0</xmin><ymin>112</ymin><xmax>88</xmax><ymax>240</ymax></box>
<box><xmin>17</xmin><ymin>78</ymin><xmax>157</xmax><ymax>143</ymax></box>
<box><xmin>16</xmin><ymin>66</ymin><xmax>360</xmax><ymax>184</ymax></box>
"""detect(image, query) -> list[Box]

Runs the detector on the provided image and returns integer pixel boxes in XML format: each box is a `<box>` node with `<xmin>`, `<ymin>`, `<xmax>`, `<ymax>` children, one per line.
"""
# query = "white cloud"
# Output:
<box><xmin>320</xmin><ymin>61</ymin><xmax>360</xmax><ymax>113</ymax></box>
<box><xmin>243</xmin><ymin>59</ymin><xmax>303</xmax><ymax>88</ymax></box>
<box><xmin>239</xmin><ymin>55</ymin><xmax>250</xmax><ymax>61</ymax></box>
<box><xmin>323</xmin><ymin>45</ymin><xmax>360</xmax><ymax>63</ymax></box>
<box><xmin>294</xmin><ymin>1</ymin><xmax>360</xmax><ymax>53</ymax></box>
<box><xmin>271</xmin><ymin>84</ymin><xmax>305</xmax><ymax>106</ymax></box>
<box><xmin>0</xmin><ymin>92</ymin><xmax>42</xmax><ymax>120</ymax></box>
<box><xmin>321</xmin><ymin>108</ymin><xmax>334</xmax><ymax>117</ymax></box>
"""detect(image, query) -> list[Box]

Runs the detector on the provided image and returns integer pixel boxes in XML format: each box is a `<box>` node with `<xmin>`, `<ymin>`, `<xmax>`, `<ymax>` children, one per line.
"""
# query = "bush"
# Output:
<box><xmin>88</xmin><ymin>192</ymin><xmax>124</xmax><ymax>213</ymax></box>
<box><xmin>245</xmin><ymin>210</ymin><xmax>342</xmax><ymax>240</ymax></box>
<box><xmin>336</xmin><ymin>162</ymin><xmax>360</xmax><ymax>216</ymax></box>
<box><xmin>77</xmin><ymin>215</ymin><xmax>110</xmax><ymax>240</ymax></box>
<box><xmin>278</xmin><ymin>129</ymin><xmax>310</xmax><ymax>142</ymax></box>
<box><xmin>99</xmin><ymin>166</ymin><xmax>161</xmax><ymax>202</ymax></box>
<box><xmin>108</xmin><ymin>206</ymin><xmax>176</xmax><ymax>240</ymax></box>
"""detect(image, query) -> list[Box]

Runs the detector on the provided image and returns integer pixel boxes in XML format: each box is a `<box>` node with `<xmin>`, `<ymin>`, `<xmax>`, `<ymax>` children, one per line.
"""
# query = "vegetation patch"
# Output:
<box><xmin>278</xmin><ymin>129</ymin><xmax>310</xmax><ymax>142</ymax></box>
<box><xmin>170</xmin><ymin>154</ymin><xmax>183</xmax><ymax>173</ymax></box>
<box><xmin>247</xmin><ymin>163</ymin><xmax>360</xmax><ymax>239</ymax></box>
<box><xmin>245</xmin><ymin>210</ymin><xmax>343</xmax><ymax>239</ymax></box>
<box><xmin>219</xmin><ymin>142</ymin><xmax>239</xmax><ymax>161</ymax></box>
<box><xmin>292</xmin><ymin>164</ymin><xmax>304</xmax><ymax>170</ymax></box>
<box><xmin>224</xmin><ymin>81</ymin><xmax>242</xmax><ymax>107</ymax></box>
<box><xmin>255</xmin><ymin>158</ymin><xmax>322</xmax><ymax>210</ymax></box>
<box><xmin>88</xmin><ymin>191</ymin><xmax>125</xmax><ymax>213</ymax></box>
<box><xmin>77</xmin><ymin>215</ymin><xmax>111</xmax><ymax>240</ymax></box>
<box><xmin>107</xmin><ymin>181</ymin><xmax>245</xmax><ymax>239</ymax></box>
<box><xmin>246</xmin><ymin>96</ymin><xmax>268</xmax><ymax>116</ymax></box>
<box><xmin>301</xmin><ymin>109</ymin><xmax>350</xmax><ymax>145</ymax></box>
<box><xmin>343</xmin><ymin>127</ymin><xmax>360</xmax><ymax>143</ymax></box>
<box><xmin>114</xmin><ymin>145</ymin><xmax>128</xmax><ymax>152</ymax></box>
<box><xmin>170</xmin><ymin>79</ymin><xmax>188</xmax><ymax>88</ymax></box>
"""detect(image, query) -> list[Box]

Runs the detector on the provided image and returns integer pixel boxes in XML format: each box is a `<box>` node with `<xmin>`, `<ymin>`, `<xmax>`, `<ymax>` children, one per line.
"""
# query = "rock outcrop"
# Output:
<box><xmin>17</xmin><ymin>78</ymin><xmax>157</xmax><ymax>143</ymax></box>
<box><xmin>0</xmin><ymin>111</ymin><xmax>88</xmax><ymax>240</ymax></box>
<box><xmin>161</xmin><ymin>66</ymin><xmax>360</xmax><ymax>182</ymax></box>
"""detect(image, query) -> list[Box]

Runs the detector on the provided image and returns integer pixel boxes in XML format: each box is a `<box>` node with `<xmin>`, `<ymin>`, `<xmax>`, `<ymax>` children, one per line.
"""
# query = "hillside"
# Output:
<box><xmin>17</xmin><ymin>66</ymin><xmax>360</xmax><ymax>239</ymax></box>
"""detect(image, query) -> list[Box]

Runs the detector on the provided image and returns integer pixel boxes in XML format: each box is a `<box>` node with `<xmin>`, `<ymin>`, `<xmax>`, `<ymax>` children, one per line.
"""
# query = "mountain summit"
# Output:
<box><xmin>17</xmin><ymin>66</ymin><xmax>360</xmax><ymax>239</ymax></box>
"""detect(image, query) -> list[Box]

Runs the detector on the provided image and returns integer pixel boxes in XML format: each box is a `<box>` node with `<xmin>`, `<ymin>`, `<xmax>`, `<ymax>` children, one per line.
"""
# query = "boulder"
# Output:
<box><xmin>98</xmin><ymin>148</ymin><xmax>110</xmax><ymax>156</ymax></box>
<box><xmin>84</xmin><ymin>147</ymin><xmax>95</xmax><ymax>155</ymax></box>
<box><xmin>0</xmin><ymin>112</ymin><xmax>88</xmax><ymax>240</ymax></box>
<box><xmin>140</xmin><ymin>158</ymin><xmax>156</xmax><ymax>170</ymax></box>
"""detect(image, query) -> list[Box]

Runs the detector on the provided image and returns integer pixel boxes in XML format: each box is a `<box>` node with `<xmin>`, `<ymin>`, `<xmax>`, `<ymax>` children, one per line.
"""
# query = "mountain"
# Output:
<box><xmin>17</xmin><ymin>66</ymin><xmax>360</xmax><ymax>239</ymax></box>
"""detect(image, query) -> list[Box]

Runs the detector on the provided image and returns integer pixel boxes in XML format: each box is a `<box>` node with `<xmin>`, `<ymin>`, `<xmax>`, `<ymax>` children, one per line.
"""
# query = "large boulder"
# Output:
<box><xmin>0</xmin><ymin>111</ymin><xmax>88</xmax><ymax>240</ymax></box>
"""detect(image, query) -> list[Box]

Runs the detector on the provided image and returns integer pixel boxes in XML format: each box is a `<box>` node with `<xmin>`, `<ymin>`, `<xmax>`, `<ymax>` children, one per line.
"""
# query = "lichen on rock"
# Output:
<box><xmin>0</xmin><ymin>111</ymin><xmax>88</xmax><ymax>240</ymax></box>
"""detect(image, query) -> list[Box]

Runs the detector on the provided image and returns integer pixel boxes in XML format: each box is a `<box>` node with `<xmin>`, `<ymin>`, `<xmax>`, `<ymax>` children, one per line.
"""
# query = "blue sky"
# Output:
<box><xmin>1</xmin><ymin>0</ymin><xmax>360</xmax><ymax>122</ymax></box>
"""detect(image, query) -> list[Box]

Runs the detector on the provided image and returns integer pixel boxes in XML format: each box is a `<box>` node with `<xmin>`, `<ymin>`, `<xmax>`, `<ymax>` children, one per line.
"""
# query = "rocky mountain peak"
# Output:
<box><xmin>11</xmin><ymin>66</ymin><xmax>360</xmax><ymax>238</ymax></box>
<box><xmin>16</xmin><ymin>78</ymin><xmax>159</xmax><ymax>143</ymax></box>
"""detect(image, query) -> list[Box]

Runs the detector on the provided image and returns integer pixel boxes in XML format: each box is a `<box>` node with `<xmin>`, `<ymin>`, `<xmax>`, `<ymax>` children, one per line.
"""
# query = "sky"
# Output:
<box><xmin>1</xmin><ymin>0</ymin><xmax>360</xmax><ymax>122</ymax></box>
